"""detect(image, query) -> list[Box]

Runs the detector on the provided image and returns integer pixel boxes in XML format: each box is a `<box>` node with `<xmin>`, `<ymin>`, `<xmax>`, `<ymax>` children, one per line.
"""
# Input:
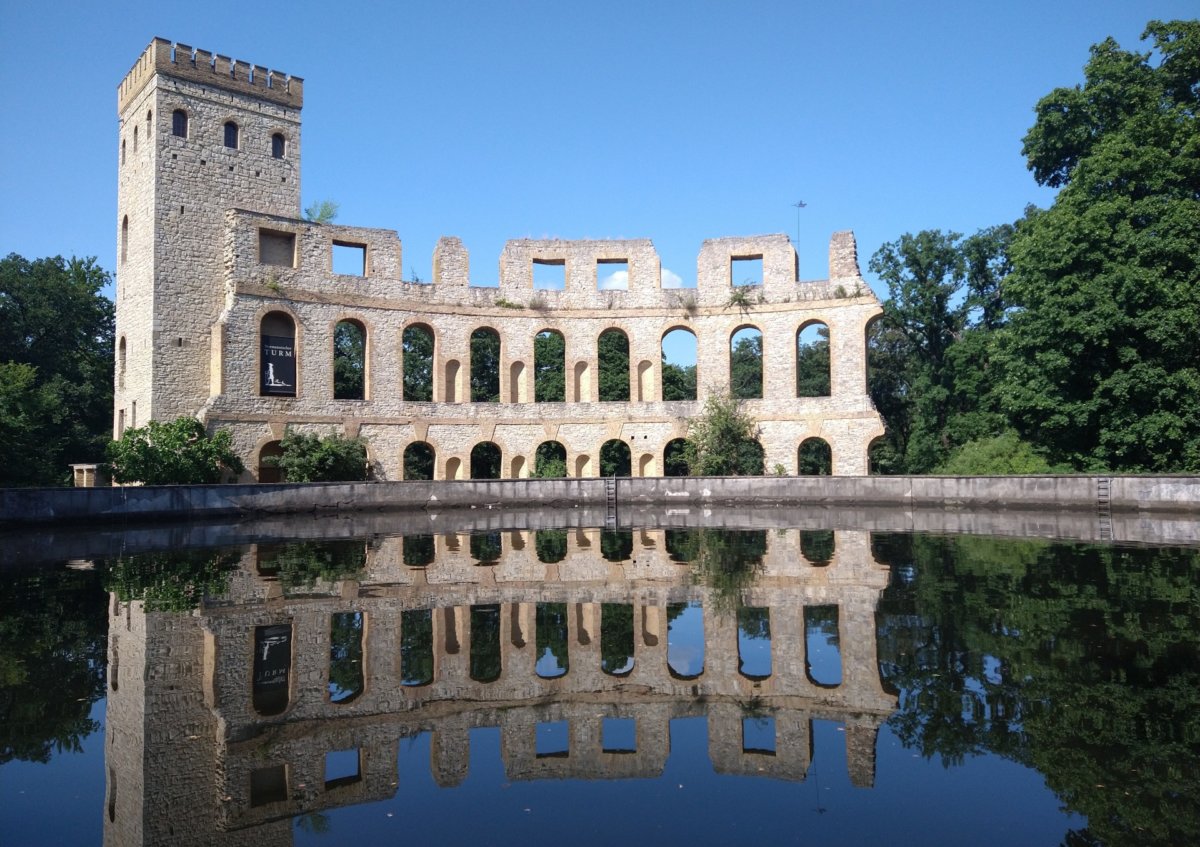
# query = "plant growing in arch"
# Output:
<box><xmin>268</xmin><ymin>430</ymin><xmax>368</xmax><ymax>482</ymax></box>
<box><xmin>684</xmin><ymin>393</ymin><xmax>764</xmax><ymax>476</ymax></box>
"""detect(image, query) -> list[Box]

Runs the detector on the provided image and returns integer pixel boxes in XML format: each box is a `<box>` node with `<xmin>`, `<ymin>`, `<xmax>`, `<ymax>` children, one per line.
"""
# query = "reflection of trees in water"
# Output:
<box><xmin>105</xmin><ymin>548</ymin><xmax>239</xmax><ymax>610</ymax></box>
<box><xmin>0</xmin><ymin>565</ymin><xmax>106</xmax><ymax>764</ymax></box>
<box><xmin>535</xmin><ymin>530</ymin><xmax>567</xmax><ymax>564</ymax></box>
<box><xmin>470</xmin><ymin>532</ymin><xmax>501</xmax><ymax>565</ymax></box>
<box><xmin>469</xmin><ymin>605</ymin><xmax>501</xmax><ymax>683</ymax></box>
<box><xmin>256</xmin><ymin>540</ymin><xmax>366</xmax><ymax>591</ymax></box>
<box><xmin>403</xmin><ymin>535</ymin><xmax>435</xmax><ymax>567</ymax></box>
<box><xmin>601</xmin><ymin>603</ymin><xmax>634</xmax><ymax>675</ymax></box>
<box><xmin>400</xmin><ymin>608</ymin><xmax>433</xmax><ymax>686</ymax></box>
<box><xmin>328</xmin><ymin>611</ymin><xmax>364</xmax><ymax>703</ymax></box>
<box><xmin>600</xmin><ymin>530</ymin><xmax>633</xmax><ymax>563</ymax></box>
<box><xmin>535</xmin><ymin>603</ymin><xmax>569</xmax><ymax>678</ymax></box>
<box><xmin>666</xmin><ymin>529</ymin><xmax>768</xmax><ymax>616</ymax></box>
<box><xmin>799</xmin><ymin>530</ymin><xmax>834</xmax><ymax>565</ymax></box>
<box><xmin>874</xmin><ymin>533</ymin><xmax>1200</xmax><ymax>847</ymax></box>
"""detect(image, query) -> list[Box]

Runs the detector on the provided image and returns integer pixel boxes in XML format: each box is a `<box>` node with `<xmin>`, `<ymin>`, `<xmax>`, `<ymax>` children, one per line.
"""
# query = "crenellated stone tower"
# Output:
<box><xmin>114</xmin><ymin>38</ymin><xmax>303</xmax><ymax>434</ymax></box>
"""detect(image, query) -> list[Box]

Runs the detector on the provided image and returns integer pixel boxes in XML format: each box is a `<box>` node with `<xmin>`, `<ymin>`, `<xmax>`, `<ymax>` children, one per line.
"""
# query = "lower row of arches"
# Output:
<box><xmin>257</xmin><ymin>437</ymin><xmax>862</xmax><ymax>481</ymax></box>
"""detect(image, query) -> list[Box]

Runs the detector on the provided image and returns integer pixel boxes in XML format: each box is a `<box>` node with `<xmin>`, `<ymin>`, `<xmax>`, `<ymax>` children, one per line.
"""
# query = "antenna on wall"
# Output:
<box><xmin>791</xmin><ymin>201</ymin><xmax>807</xmax><ymax>247</ymax></box>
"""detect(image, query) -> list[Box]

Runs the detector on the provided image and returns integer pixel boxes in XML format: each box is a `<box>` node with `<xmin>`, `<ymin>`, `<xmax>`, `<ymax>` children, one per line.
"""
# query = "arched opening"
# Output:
<box><xmin>470</xmin><ymin>532</ymin><xmax>502</xmax><ymax>565</ymax></box>
<box><xmin>600</xmin><ymin>530</ymin><xmax>633</xmax><ymax>562</ymax></box>
<box><xmin>804</xmin><ymin>605</ymin><xmax>842</xmax><ymax>687</ymax></box>
<box><xmin>637</xmin><ymin>360</ymin><xmax>653</xmax><ymax>402</ymax></box>
<box><xmin>535</xmin><ymin>330</ymin><xmax>566</xmax><ymax>402</ymax></box>
<box><xmin>601</xmin><ymin>603</ymin><xmax>635</xmax><ymax>676</ymax></box>
<box><xmin>600</xmin><ymin>439</ymin><xmax>631</xmax><ymax>477</ymax></box>
<box><xmin>800</xmin><ymin>530</ymin><xmax>835</xmax><ymax>566</ymax></box>
<box><xmin>445</xmin><ymin>456</ymin><xmax>463</xmax><ymax>480</ymax></box>
<box><xmin>510</xmin><ymin>454</ymin><xmax>527</xmax><ymax>478</ymax></box>
<box><xmin>535</xmin><ymin>603</ymin><xmax>569</xmax><ymax>679</ymax></box>
<box><xmin>171</xmin><ymin>109</ymin><xmax>187</xmax><ymax>138</ymax></box>
<box><xmin>868</xmin><ymin>436</ymin><xmax>897</xmax><ymax>475</ymax></box>
<box><xmin>509</xmin><ymin>361</ymin><xmax>526</xmax><ymax>402</ymax></box>
<box><xmin>664</xmin><ymin>438</ymin><xmax>691</xmax><ymax>476</ymax></box>
<box><xmin>258</xmin><ymin>440</ymin><xmax>284</xmax><ymax>483</ymax></box>
<box><xmin>661</xmin><ymin>328</ymin><xmax>697</xmax><ymax>401</ymax></box>
<box><xmin>470</xmin><ymin>327</ymin><xmax>500</xmax><ymax>402</ymax></box>
<box><xmin>145</xmin><ymin>109</ymin><xmax>152</xmax><ymax>134</ymax></box>
<box><xmin>223</xmin><ymin>120</ymin><xmax>239</xmax><ymax>149</ymax></box>
<box><xmin>444</xmin><ymin>359</ymin><xmax>460</xmax><ymax>403</ymax></box>
<box><xmin>572</xmin><ymin>360</ymin><xmax>590</xmax><ymax>402</ymax></box>
<box><xmin>402</xmin><ymin>324</ymin><xmax>434</xmax><ymax>401</ymax></box>
<box><xmin>536</xmin><ymin>529</ymin><xmax>568</xmax><ymax>563</ymax></box>
<box><xmin>469</xmin><ymin>604</ymin><xmax>501</xmax><ymax>683</ymax></box>
<box><xmin>797</xmin><ymin>321</ymin><xmax>831</xmax><ymax>397</ymax></box>
<box><xmin>252</xmin><ymin>623</ymin><xmax>292</xmax><ymax>715</ymax></box>
<box><xmin>132</xmin><ymin>125</ymin><xmax>138</xmax><ymax>152</ymax></box>
<box><xmin>333</xmin><ymin>319</ymin><xmax>366</xmax><ymax>400</ymax></box>
<box><xmin>534</xmin><ymin>441</ymin><xmax>567</xmax><ymax>478</ymax></box>
<box><xmin>637</xmin><ymin>453</ymin><xmax>655</xmax><ymax>476</ymax></box>
<box><xmin>400</xmin><ymin>608</ymin><xmax>433</xmax><ymax>686</ymax></box>
<box><xmin>121</xmin><ymin>138</ymin><xmax>126</xmax><ymax>165</ymax></box>
<box><xmin>667</xmin><ymin>602</ymin><xmax>704</xmax><ymax>679</ymax></box>
<box><xmin>403</xmin><ymin>442</ymin><xmax>435</xmax><ymax>480</ymax></box>
<box><xmin>574</xmin><ymin>453</ymin><xmax>592</xmax><ymax>477</ymax></box>
<box><xmin>271</xmin><ymin>132</ymin><xmax>286</xmax><ymax>159</ymax></box>
<box><xmin>737</xmin><ymin>607</ymin><xmax>772</xmax><ymax>680</ymax></box>
<box><xmin>598</xmin><ymin>329</ymin><xmax>630</xmax><ymax>401</ymax></box>
<box><xmin>730</xmin><ymin>326</ymin><xmax>763</xmax><ymax>399</ymax></box>
<box><xmin>260</xmin><ymin>312</ymin><xmax>297</xmax><ymax>397</ymax></box>
<box><xmin>117</xmin><ymin>337</ymin><xmax>126</xmax><ymax>389</ymax></box>
<box><xmin>798</xmin><ymin>438</ymin><xmax>833</xmax><ymax>475</ymax></box>
<box><xmin>329</xmin><ymin>611</ymin><xmax>365</xmax><ymax>704</ymax></box>
<box><xmin>121</xmin><ymin>216</ymin><xmax>128</xmax><ymax>264</ymax></box>
<box><xmin>470</xmin><ymin>442</ymin><xmax>502</xmax><ymax>479</ymax></box>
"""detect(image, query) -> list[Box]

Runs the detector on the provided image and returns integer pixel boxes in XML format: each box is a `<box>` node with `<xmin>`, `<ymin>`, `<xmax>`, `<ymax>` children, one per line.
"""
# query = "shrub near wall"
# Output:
<box><xmin>269</xmin><ymin>431</ymin><xmax>369</xmax><ymax>482</ymax></box>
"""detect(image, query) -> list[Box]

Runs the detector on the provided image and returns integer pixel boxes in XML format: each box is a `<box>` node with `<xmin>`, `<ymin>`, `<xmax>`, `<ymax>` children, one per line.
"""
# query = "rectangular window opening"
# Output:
<box><xmin>333</xmin><ymin>241</ymin><xmax>367</xmax><ymax>277</ymax></box>
<box><xmin>249</xmin><ymin>764</ymin><xmax>288</xmax><ymax>807</ymax></box>
<box><xmin>535</xmin><ymin>720</ymin><xmax>570</xmax><ymax>758</ymax></box>
<box><xmin>731</xmin><ymin>255</ymin><xmax>763</xmax><ymax>287</ymax></box>
<box><xmin>532</xmin><ymin>258</ymin><xmax>565</xmax><ymax>290</ymax></box>
<box><xmin>259</xmin><ymin>229</ymin><xmax>296</xmax><ymax>268</ymax></box>
<box><xmin>602</xmin><ymin>717</ymin><xmax>636</xmax><ymax>754</ymax></box>
<box><xmin>741</xmin><ymin>716</ymin><xmax>777</xmax><ymax>756</ymax></box>
<box><xmin>597</xmin><ymin>259</ymin><xmax>629</xmax><ymax>290</ymax></box>
<box><xmin>324</xmin><ymin>748</ymin><xmax>362</xmax><ymax>790</ymax></box>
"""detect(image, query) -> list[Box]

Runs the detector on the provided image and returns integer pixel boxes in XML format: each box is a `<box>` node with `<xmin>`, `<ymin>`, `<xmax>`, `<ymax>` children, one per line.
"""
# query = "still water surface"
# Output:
<box><xmin>1</xmin><ymin>521</ymin><xmax>1197</xmax><ymax>846</ymax></box>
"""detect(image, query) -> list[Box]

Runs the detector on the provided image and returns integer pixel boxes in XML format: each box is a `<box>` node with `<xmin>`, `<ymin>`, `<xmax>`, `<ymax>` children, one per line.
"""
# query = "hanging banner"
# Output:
<box><xmin>252</xmin><ymin>623</ymin><xmax>292</xmax><ymax>716</ymax></box>
<box><xmin>261</xmin><ymin>335</ymin><xmax>296</xmax><ymax>396</ymax></box>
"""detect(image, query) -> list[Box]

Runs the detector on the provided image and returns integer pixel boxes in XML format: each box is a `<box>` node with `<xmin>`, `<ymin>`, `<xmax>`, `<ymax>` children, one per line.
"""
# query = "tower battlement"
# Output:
<box><xmin>117</xmin><ymin>37</ymin><xmax>303</xmax><ymax>115</ymax></box>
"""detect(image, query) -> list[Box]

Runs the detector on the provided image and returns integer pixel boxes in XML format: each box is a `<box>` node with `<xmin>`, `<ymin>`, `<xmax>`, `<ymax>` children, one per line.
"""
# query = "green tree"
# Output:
<box><xmin>996</xmin><ymin>20</ymin><xmax>1200</xmax><ymax>472</ymax></box>
<box><xmin>303</xmin><ymin>199</ymin><xmax>339</xmax><ymax>223</ymax></box>
<box><xmin>934</xmin><ymin>430</ymin><xmax>1057</xmax><ymax>475</ymax></box>
<box><xmin>599</xmin><ymin>439</ymin><xmax>632</xmax><ymax>477</ymax></box>
<box><xmin>270</xmin><ymin>430</ymin><xmax>368</xmax><ymax>482</ymax></box>
<box><xmin>534</xmin><ymin>331</ymin><xmax>566</xmax><ymax>402</ymax></box>
<box><xmin>598</xmin><ymin>330</ymin><xmax>630</xmax><ymax>401</ymax></box>
<box><xmin>661</xmin><ymin>360</ymin><xmax>697</xmax><ymax>401</ymax></box>
<box><xmin>470</xmin><ymin>328</ymin><xmax>500</xmax><ymax>402</ymax></box>
<box><xmin>684</xmin><ymin>393</ymin><xmax>764</xmax><ymax>475</ymax></box>
<box><xmin>0</xmin><ymin>254</ymin><xmax>114</xmax><ymax>486</ymax></box>
<box><xmin>533</xmin><ymin>441</ymin><xmax>567</xmax><ymax>478</ymax></box>
<box><xmin>796</xmin><ymin>325</ymin><xmax>831</xmax><ymax>397</ymax></box>
<box><xmin>333</xmin><ymin>321</ymin><xmax>365</xmax><ymax>400</ymax></box>
<box><xmin>402</xmin><ymin>325</ymin><xmax>434</xmax><ymax>401</ymax></box>
<box><xmin>108</xmin><ymin>416</ymin><xmax>244</xmax><ymax>484</ymax></box>
<box><xmin>103</xmin><ymin>549</ymin><xmax>238</xmax><ymax>610</ymax></box>
<box><xmin>729</xmin><ymin>333</ymin><xmax>763</xmax><ymax>399</ymax></box>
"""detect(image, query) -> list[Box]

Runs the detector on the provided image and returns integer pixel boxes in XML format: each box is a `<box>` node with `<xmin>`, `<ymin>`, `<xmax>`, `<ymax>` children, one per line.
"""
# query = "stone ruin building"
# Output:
<box><xmin>115</xmin><ymin>38</ymin><xmax>886</xmax><ymax>481</ymax></box>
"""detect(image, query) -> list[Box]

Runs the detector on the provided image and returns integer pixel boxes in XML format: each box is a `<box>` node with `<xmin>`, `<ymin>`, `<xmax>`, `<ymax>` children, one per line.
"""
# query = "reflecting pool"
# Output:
<box><xmin>1</xmin><ymin>515</ymin><xmax>1198</xmax><ymax>846</ymax></box>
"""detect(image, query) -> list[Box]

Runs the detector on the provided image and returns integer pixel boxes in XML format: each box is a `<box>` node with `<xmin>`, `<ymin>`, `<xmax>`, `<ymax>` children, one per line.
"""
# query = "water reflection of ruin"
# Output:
<box><xmin>104</xmin><ymin>528</ymin><xmax>896</xmax><ymax>846</ymax></box>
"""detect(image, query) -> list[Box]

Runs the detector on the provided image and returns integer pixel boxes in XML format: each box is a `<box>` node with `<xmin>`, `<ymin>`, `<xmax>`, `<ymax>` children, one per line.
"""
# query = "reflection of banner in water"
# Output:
<box><xmin>261</xmin><ymin>335</ymin><xmax>295</xmax><ymax>396</ymax></box>
<box><xmin>252</xmin><ymin>623</ymin><xmax>291</xmax><ymax>715</ymax></box>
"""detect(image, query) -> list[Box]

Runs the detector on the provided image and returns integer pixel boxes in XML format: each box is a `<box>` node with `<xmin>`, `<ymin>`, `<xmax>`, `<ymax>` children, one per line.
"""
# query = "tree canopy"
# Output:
<box><xmin>0</xmin><ymin>254</ymin><xmax>114</xmax><ymax>486</ymax></box>
<box><xmin>107</xmin><ymin>416</ymin><xmax>244</xmax><ymax>485</ymax></box>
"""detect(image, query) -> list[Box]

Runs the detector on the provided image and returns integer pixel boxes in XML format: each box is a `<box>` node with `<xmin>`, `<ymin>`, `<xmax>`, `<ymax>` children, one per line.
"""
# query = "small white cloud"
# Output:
<box><xmin>661</xmin><ymin>268</ymin><xmax>684</xmax><ymax>288</ymax></box>
<box><xmin>598</xmin><ymin>269</ymin><xmax>628</xmax><ymax>290</ymax></box>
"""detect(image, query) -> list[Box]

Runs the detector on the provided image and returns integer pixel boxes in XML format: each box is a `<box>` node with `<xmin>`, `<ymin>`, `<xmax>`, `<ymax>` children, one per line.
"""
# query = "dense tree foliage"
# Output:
<box><xmin>402</xmin><ymin>325</ymin><xmax>434</xmax><ymax>401</ymax></box>
<box><xmin>104</xmin><ymin>548</ymin><xmax>239</xmax><ymax>610</ymax></box>
<box><xmin>269</xmin><ymin>430</ymin><xmax>368</xmax><ymax>482</ymax></box>
<box><xmin>661</xmin><ymin>359</ymin><xmax>697</xmax><ymax>401</ymax></box>
<box><xmin>795</xmin><ymin>325</ymin><xmax>831</xmax><ymax>397</ymax></box>
<box><xmin>995</xmin><ymin>20</ymin><xmax>1200</xmax><ymax>472</ymax></box>
<box><xmin>256</xmin><ymin>539</ymin><xmax>367</xmax><ymax>589</ymax></box>
<box><xmin>869</xmin><ymin>20</ymin><xmax>1199</xmax><ymax>474</ymax></box>
<box><xmin>470</xmin><ymin>328</ymin><xmax>501</xmax><ymax>403</ymax></box>
<box><xmin>108</xmin><ymin>416</ymin><xmax>244</xmax><ymax>484</ymax></box>
<box><xmin>0</xmin><ymin>255</ymin><xmax>114</xmax><ymax>486</ymax></box>
<box><xmin>875</xmin><ymin>533</ymin><xmax>1200</xmax><ymax>847</ymax></box>
<box><xmin>534</xmin><ymin>331</ymin><xmax>566</xmax><ymax>402</ymax></box>
<box><xmin>333</xmin><ymin>321</ymin><xmax>365</xmax><ymax>400</ymax></box>
<box><xmin>683</xmin><ymin>393</ymin><xmax>764</xmax><ymax>476</ymax></box>
<box><xmin>533</xmin><ymin>441</ymin><xmax>567</xmax><ymax>477</ymax></box>
<box><xmin>598</xmin><ymin>330</ymin><xmax>630</xmax><ymax>401</ymax></box>
<box><xmin>729</xmin><ymin>332</ymin><xmax>763</xmax><ymax>399</ymax></box>
<box><xmin>0</xmin><ymin>565</ymin><xmax>107</xmax><ymax>764</ymax></box>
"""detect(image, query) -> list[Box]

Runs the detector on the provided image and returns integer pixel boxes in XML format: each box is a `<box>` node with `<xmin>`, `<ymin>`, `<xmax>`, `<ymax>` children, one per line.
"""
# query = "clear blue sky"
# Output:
<box><xmin>2</xmin><ymin>0</ymin><xmax>1195</xmax><ymax>301</ymax></box>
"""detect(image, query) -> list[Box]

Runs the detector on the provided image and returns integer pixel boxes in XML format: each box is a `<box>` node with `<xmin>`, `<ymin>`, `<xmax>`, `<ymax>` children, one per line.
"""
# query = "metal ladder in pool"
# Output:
<box><xmin>604</xmin><ymin>476</ymin><xmax>618</xmax><ymax>528</ymax></box>
<box><xmin>1097</xmin><ymin>477</ymin><xmax>1113</xmax><ymax>542</ymax></box>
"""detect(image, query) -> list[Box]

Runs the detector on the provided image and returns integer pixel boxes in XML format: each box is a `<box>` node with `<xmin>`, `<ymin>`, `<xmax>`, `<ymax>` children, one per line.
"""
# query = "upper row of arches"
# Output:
<box><xmin>255</xmin><ymin>313</ymin><xmax>835</xmax><ymax>403</ymax></box>
<box><xmin>121</xmin><ymin>107</ymin><xmax>288</xmax><ymax>165</ymax></box>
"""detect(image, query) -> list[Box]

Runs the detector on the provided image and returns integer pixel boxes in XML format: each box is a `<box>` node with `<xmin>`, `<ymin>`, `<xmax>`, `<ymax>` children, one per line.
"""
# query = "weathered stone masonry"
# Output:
<box><xmin>115</xmin><ymin>38</ymin><xmax>886</xmax><ymax>481</ymax></box>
